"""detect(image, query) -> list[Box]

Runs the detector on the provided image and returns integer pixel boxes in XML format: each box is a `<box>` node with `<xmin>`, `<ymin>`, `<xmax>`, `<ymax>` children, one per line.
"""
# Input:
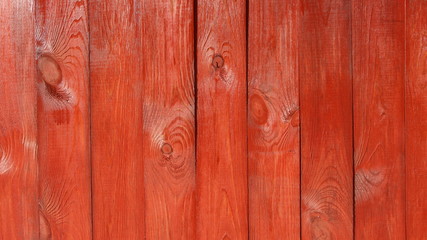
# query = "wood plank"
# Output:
<box><xmin>0</xmin><ymin>1</ymin><xmax>39</xmax><ymax>239</ymax></box>
<box><xmin>196</xmin><ymin>0</ymin><xmax>248</xmax><ymax>239</ymax></box>
<box><xmin>406</xmin><ymin>1</ymin><xmax>427</xmax><ymax>239</ymax></box>
<box><xmin>248</xmin><ymin>0</ymin><xmax>300</xmax><ymax>239</ymax></box>
<box><xmin>35</xmin><ymin>0</ymin><xmax>92</xmax><ymax>238</ymax></box>
<box><xmin>90</xmin><ymin>0</ymin><xmax>144</xmax><ymax>238</ymax></box>
<box><xmin>299</xmin><ymin>0</ymin><xmax>353</xmax><ymax>239</ymax></box>
<box><xmin>141</xmin><ymin>0</ymin><xmax>196</xmax><ymax>239</ymax></box>
<box><xmin>352</xmin><ymin>0</ymin><xmax>405</xmax><ymax>239</ymax></box>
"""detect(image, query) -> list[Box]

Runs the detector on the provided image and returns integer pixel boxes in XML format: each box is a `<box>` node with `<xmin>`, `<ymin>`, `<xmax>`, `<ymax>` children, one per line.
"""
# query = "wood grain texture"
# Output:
<box><xmin>196</xmin><ymin>0</ymin><xmax>248</xmax><ymax>239</ymax></box>
<box><xmin>35</xmin><ymin>0</ymin><xmax>92</xmax><ymax>239</ymax></box>
<box><xmin>248</xmin><ymin>0</ymin><xmax>300</xmax><ymax>239</ymax></box>
<box><xmin>352</xmin><ymin>1</ymin><xmax>405</xmax><ymax>239</ymax></box>
<box><xmin>0</xmin><ymin>0</ymin><xmax>39</xmax><ymax>240</ymax></box>
<box><xmin>299</xmin><ymin>0</ymin><xmax>353</xmax><ymax>239</ymax></box>
<box><xmin>406</xmin><ymin>1</ymin><xmax>427</xmax><ymax>239</ymax></box>
<box><xmin>90</xmin><ymin>0</ymin><xmax>144</xmax><ymax>238</ymax></box>
<box><xmin>0</xmin><ymin>1</ymin><xmax>39</xmax><ymax>239</ymax></box>
<box><xmin>141</xmin><ymin>0</ymin><xmax>196</xmax><ymax>239</ymax></box>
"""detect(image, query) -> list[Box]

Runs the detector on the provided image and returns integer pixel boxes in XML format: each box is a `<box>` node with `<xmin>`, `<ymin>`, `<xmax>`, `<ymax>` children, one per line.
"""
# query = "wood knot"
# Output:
<box><xmin>249</xmin><ymin>94</ymin><xmax>269</xmax><ymax>125</ymax></box>
<box><xmin>37</xmin><ymin>55</ymin><xmax>62</xmax><ymax>86</ymax></box>
<box><xmin>212</xmin><ymin>55</ymin><xmax>224</xmax><ymax>69</ymax></box>
<box><xmin>161</xmin><ymin>143</ymin><xmax>173</xmax><ymax>155</ymax></box>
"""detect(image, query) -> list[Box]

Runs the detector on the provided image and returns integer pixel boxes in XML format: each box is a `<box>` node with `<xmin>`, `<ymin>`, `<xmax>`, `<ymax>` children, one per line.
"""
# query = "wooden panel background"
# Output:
<box><xmin>0</xmin><ymin>0</ymin><xmax>426</xmax><ymax>240</ymax></box>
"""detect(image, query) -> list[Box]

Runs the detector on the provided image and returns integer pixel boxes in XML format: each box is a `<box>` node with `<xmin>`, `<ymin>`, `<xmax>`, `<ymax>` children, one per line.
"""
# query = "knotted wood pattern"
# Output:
<box><xmin>0</xmin><ymin>1</ymin><xmax>426</xmax><ymax>239</ymax></box>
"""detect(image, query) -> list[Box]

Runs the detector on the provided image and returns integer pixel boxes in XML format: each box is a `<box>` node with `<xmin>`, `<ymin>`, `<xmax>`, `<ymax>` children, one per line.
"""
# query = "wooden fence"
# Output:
<box><xmin>0</xmin><ymin>0</ymin><xmax>426</xmax><ymax>239</ymax></box>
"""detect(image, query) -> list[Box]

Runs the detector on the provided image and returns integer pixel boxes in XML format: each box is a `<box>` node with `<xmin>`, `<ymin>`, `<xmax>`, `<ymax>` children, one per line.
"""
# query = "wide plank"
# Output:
<box><xmin>35</xmin><ymin>0</ymin><xmax>92</xmax><ymax>238</ymax></box>
<box><xmin>0</xmin><ymin>1</ymin><xmax>39</xmax><ymax>239</ymax></box>
<box><xmin>196</xmin><ymin>0</ymin><xmax>248</xmax><ymax>239</ymax></box>
<box><xmin>352</xmin><ymin>0</ymin><xmax>405</xmax><ymax>238</ymax></box>
<box><xmin>141</xmin><ymin>0</ymin><xmax>196</xmax><ymax>239</ymax></box>
<box><xmin>248</xmin><ymin>0</ymin><xmax>300</xmax><ymax>239</ymax></box>
<box><xmin>90</xmin><ymin>0</ymin><xmax>144</xmax><ymax>238</ymax></box>
<box><xmin>406</xmin><ymin>1</ymin><xmax>427</xmax><ymax>239</ymax></box>
<box><xmin>299</xmin><ymin>0</ymin><xmax>353</xmax><ymax>239</ymax></box>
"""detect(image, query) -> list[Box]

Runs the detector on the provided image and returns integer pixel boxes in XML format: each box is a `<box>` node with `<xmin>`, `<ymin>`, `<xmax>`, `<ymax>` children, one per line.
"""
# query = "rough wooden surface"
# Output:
<box><xmin>141</xmin><ymin>0</ymin><xmax>196</xmax><ymax>239</ymax></box>
<box><xmin>248</xmin><ymin>0</ymin><xmax>300</xmax><ymax>239</ymax></box>
<box><xmin>90</xmin><ymin>0</ymin><xmax>145</xmax><ymax>238</ymax></box>
<box><xmin>35</xmin><ymin>0</ymin><xmax>92</xmax><ymax>239</ymax></box>
<box><xmin>406</xmin><ymin>1</ymin><xmax>427</xmax><ymax>239</ymax></box>
<box><xmin>0</xmin><ymin>0</ymin><xmax>39</xmax><ymax>239</ymax></box>
<box><xmin>196</xmin><ymin>0</ymin><xmax>248</xmax><ymax>239</ymax></box>
<box><xmin>299</xmin><ymin>0</ymin><xmax>353</xmax><ymax>239</ymax></box>
<box><xmin>352</xmin><ymin>0</ymin><xmax>405</xmax><ymax>239</ymax></box>
<box><xmin>1</xmin><ymin>2</ymin><xmax>427</xmax><ymax>239</ymax></box>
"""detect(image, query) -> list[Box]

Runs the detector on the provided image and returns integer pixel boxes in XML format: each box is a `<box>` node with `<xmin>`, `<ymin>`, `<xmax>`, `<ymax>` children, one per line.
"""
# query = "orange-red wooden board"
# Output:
<box><xmin>406</xmin><ymin>0</ymin><xmax>427</xmax><ymax>239</ymax></box>
<box><xmin>353</xmin><ymin>0</ymin><xmax>405</xmax><ymax>238</ymax></box>
<box><xmin>141</xmin><ymin>0</ymin><xmax>196</xmax><ymax>239</ymax></box>
<box><xmin>196</xmin><ymin>0</ymin><xmax>248</xmax><ymax>239</ymax></box>
<box><xmin>248</xmin><ymin>0</ymin><xmax>300</xmax><ymax>239</ymax></box>
<box><xmin>299</xmin><ymin>1</ymin><xmax>353</xmax><ymax>239</ymax></box>
<box><xmin>36</xmin><ymin>0</ymin><xmax>92</xmax><ymax>238</ymax></box>
<box><xmin>90</xmin><ymin>0</ymin><xmax>144</xmax><ymax>238</ymax></box>
<box><xmin>0</xmin><ymin>1</ymin><xmax>38</xmax><ymax>239</ymax></box>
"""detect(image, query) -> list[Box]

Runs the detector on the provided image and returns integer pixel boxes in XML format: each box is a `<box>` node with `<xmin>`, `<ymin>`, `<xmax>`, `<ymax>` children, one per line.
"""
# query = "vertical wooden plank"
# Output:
<box><xmin>248</xmin><ymin>0</ymin><xmax>300</xmax><ymax>239</ymax></box>
<box><xmin>90</xmin><ymin>0</ymin><xmax>144</xmax><ymax>239</ymax></box>
<box><xmin>141</xmin><ymin>0</ymin><xmax>196</xmax><ymax>239</ymax></box>
<box><xmin>35</xmin><ymin>0</ymin><xmax>92</xmax><ymax>238</ymax></box>
<box><xmin>352</xmin><ymin>0</ymin><xmax>405</xmax><ymax>239</ymax></box>
<box><xmin>196</xmin><ymin>0</ymin><xmax>248</xmax><ymax>239</ymax></box>
<box><xmin>406</xmin><ymin>1</ymin><xmax>427</xmax><ymax>239</ymax></box>
<box><xmin>0</xmin><ymin>0</ymin><xmax>39</xmax><ymax>239</ymax></box>
<box><xmin>299</xmin><ymin>0</ymin><xmax>353</xmax><ymax>239</ymax></box>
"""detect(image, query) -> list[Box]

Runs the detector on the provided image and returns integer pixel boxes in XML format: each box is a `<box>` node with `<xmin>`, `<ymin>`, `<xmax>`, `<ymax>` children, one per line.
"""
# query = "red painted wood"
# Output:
<box><xmin>299</xmin><ymin>1</ymin><xmax>353</xmax><ymax>239</ymax></box>
<box><xmin>248</xmin><ymin>0</ymin><xmax>300</xmax><ymax>239</ymax></box>
<box><xmin>1</xmin><ymin>2</ymin><xmax>427</xmax><ymax>238</ymax></box>
<box><xmin>90</xmin><ymin>0</ymin><xmax>144</xmax><ymax>238</ymax></box>
<box><xmin>406</xmin><ymin>1</ymin><xmax>427</xmax><ymax>239</ymax></box>
<box><xmin>196</xmin><ymin>0</ymin><xmax>248</xmax><ymax>239</ymax></box>
<box><xmin>352</xmin><ymin>0</ymin><xmax>405</xmax><ymax>239</ymax></box>
<box><xmin>35</xmin><ymin>0</ymin><xmax>92</xmax><ymax>238</ymax></box>
<box><xmin>141</xmin><ymin>0</ymin><xmax>196</xmax><ymax>239</ymax></box>
<box><xmin>0</xmin><ymin>1</ymin><xmax>39</xmax><ymax>239</ymax></box>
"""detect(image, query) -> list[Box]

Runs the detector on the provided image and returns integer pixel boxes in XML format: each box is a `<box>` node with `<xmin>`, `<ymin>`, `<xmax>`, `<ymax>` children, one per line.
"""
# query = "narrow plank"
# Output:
<box><xmin>406</xmin><ymin>1</ymin><xmax>427</xmax><ymax>239</ymax></box>
<box><xmin>248</xmin><ymin>0</ymin><xmax>300</xmax><ymax>239</ymax></box>
<box><xmin>0</xmin><ymin>1</ymin><xmax>39</xmax><ymax>239</ymax></box>
<box><xmin>141</xmin><ymin>0</ymin><xmax>196</xmax><ymax>239</ymax></box>
<box><xmin>299</xmin><ymin>0</ymin><xmax>353</xmax><ymax>239</ymax></box>
<box><xmin>352</xmin><ymin>0</ymin><xmax>405</xmax><ymax>239</ymax></box>
<box><xmin>90</xmin><ymin>0</ymin><xmax>144</xmax><ymax>238</ymax></box>
<box><xmin>196</xmin><ymin>0</ymin><xmax>248</xmax><ymax>239</ymax></box>
<box><xmin>35</xmin><ymin>0</ymin><xmax>92</xmax><ymax>238</ymax></box>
